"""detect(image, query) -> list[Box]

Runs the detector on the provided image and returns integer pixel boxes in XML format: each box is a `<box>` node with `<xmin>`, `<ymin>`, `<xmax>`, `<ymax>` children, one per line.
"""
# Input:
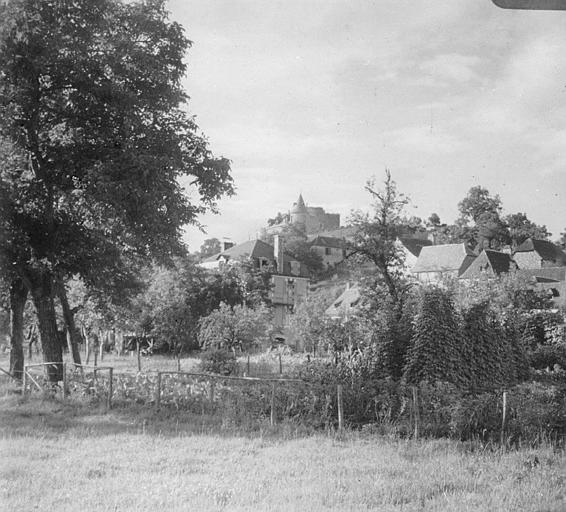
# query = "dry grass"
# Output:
<box><xmin>0</xmin><ymin>390</ymin><xmax>564</xmax><ymax>512</ymax></box>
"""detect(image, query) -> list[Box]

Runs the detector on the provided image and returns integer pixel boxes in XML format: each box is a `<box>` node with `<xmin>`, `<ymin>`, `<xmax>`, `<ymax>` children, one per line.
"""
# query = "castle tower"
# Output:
<box><xmin>290</xmin><ymin>194</ymin><xmax>307</xmax><ymax>231</ymax></box>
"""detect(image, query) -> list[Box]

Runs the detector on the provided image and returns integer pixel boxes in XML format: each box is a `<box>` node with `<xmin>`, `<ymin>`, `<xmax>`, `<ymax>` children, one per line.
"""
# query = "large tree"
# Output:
<box><xmin>457</xmin><ymin>186</ymin><xmax>509</xmax><ymax>250</ymax></box>
<box><xmin>505</xmin><ymin>212</ymin><xmax>550</xmax><ymax>248</ymax></box>
<box><xmin>347</xmin><ymin>170</ymin><xmax>410</xmax><ymax>307</ymax></box>
<box><xmin>0</xmin><ymin>0</ymin><xmax>233</xmax><ymax>380</ymax></box>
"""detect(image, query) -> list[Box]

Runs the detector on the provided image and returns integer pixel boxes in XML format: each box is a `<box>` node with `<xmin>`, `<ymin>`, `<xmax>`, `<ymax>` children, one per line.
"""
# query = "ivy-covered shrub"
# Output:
<box><xmin>459</xmin><ymin>302</ymin><xmax>529</xmax><ymax>391</ymax></box>
<box><xmin>403</xmin><ymin>287</ymin><xmax>466</xmax><ymax>387</ymax></box>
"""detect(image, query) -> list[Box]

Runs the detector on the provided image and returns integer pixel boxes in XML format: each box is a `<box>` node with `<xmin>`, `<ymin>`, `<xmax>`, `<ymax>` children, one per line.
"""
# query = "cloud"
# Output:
<box><xmin>385</xmin><ymin>125</ymin><xmax>466</xmax><ymax>155</ymax></box>
<box><xmin>419</xmin><ymin>54</ymin><xmax>482</xmax><ymax>86</ymax></box>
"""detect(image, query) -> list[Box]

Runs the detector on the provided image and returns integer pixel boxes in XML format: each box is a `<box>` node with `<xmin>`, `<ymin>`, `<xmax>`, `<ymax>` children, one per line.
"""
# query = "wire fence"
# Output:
<box><xmin>15</xmin><ymin>361</ymin><xmax>566</xmax><ymax>443</ymax></box>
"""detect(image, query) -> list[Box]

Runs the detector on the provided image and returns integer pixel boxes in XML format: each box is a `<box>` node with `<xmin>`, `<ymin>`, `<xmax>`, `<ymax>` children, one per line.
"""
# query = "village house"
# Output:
<box><xmin>325</xmin><ymin>283</ymin><xmax>361</xmax><ymax>320</ymax></box>
<box><xmin>458</xmin><ymin>249</ymin><xmax>515</xmax><ymax>280</ymax></box>
<box><xmin>199</xmin><ymin>236</ymin><xmax>310</xmax><ymax>330</ymax></box>
<box><xmin>513</xmin><ymin>238</ymin><xmax>566</xmax><ymax>269</ymax></box>
<box><xmin>412</xmin><ymin>243</ymin><xmax>476</xmax><ymax>283</ymax></box>
<box><xmin>308</xmin><ymin>235</ymin><xmax>346</xmax><ymax>268</ymax></box>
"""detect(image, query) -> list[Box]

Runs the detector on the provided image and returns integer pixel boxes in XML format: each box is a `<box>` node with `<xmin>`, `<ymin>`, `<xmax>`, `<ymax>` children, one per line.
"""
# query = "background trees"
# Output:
<box><xmin>0</xmin><ymin>0</ymin><xmax>233</xmax><ymax>379</ymax></box>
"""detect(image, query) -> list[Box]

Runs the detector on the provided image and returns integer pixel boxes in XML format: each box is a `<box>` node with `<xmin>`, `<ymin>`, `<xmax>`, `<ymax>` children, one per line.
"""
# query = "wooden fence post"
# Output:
<box><xmin>107</xmin><ymin>367</ymin><xmax>113</xmax><ymax>410</ymax></box>
<box><xmin>270</xmin><ymin>382</ymin><xmax>276</xmax><ymax>426</ymax></box>
<box><xmin>22</xmin><ymin>367</ymin><xmax>27</xmax><ymax>397</ymax></box>
<box><xmin>501</xmin><ymin>390</ymin><xmax>507</xmax><ymax>446</ymax></box>
<box><xmin>209</xmin><ymin>378</ymin><xmax>215</xmax><ymax>404</ymax></box>
<box><xmin>412</xmin><ymin>386</ymin><xmax>419</xmax><ymax>440</ymax></box>
<box><xmin>247</xmin><ymin>355</ymin><xmax>250</xmax><ymax>376</ymax></box>
<box><xmin>337</xmin><ymin>384</ymin><xmax>344</xmax><ymax>432</ymax></box>
<box><xmin>136</xmin><ymin>341</ymin><xmax>141</xmax><ymax>373</ymax></box>
<box><xmin>155</xmin><ymin>372</ymin><xmax>162</xmax><ymax>408</ymax></box>
<box><xmin>62</xmin><ymin>363</ymin><xmax>68</xmax><ymax>399</ymax></box>
<box><xmin>278</xmin><ymin>353</ymin><xmax>282</xmax><ymax>374</ymax></box>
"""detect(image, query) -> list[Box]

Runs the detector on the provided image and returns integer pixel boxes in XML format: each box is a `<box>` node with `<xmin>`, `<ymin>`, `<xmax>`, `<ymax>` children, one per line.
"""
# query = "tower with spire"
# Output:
<box><xmin>290</xmin><ymin>193</ymin><xmax>308</xmax><ymax>230</ymax></box>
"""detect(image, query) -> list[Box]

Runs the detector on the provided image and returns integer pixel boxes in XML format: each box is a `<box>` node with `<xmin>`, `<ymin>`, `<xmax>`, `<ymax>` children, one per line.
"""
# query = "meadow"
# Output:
<box><xmin>1</xmin><ymin>352</ymin><xmax>565</xmax><ymax>511</ymax></box>
<box><xmin>1</xmin><ymin>370</ymin><xmax>565</xmax><ymax>512</ymax></box>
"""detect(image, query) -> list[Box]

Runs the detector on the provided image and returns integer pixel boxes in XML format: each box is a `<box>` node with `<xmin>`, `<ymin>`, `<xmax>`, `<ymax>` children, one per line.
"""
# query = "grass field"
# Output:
<box><xmin>1</xmin><ymin>385</ymin><xmax>565</xmax><ymax>512</ymax></box>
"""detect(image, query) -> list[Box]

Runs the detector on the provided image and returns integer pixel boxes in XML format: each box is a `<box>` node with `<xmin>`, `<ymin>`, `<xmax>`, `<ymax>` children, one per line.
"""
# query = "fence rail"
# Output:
<box><xmin>16</xmin><ymin>361</ymin><xmax>540</xmax><ymax>442</ymax></box>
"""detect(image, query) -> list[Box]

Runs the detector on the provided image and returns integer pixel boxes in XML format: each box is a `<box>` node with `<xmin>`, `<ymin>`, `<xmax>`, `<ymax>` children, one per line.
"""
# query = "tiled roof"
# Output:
<box><xmin>518</xmin><ymin>267</ymin><xmax>566</xmax><ymax>283</ymax></box>
<box><xmin>412</xmin><ymin>243</ymin><xmax>476</xmax><ymax>275</ymax></box>
<box><xmin>459</xmin><ymin>250</ymin><xmax>513</xmax><ymax>279</ymax></box>
<box><xmin>308</xmin><ymin>226</ymin><xmax>358</xmax><ymax>240</ymax></box>
<box><xmin>309</xmin><ymin>236</ymin><xmax>345</xmax><ymax>249</ymax></box>
<box><xmin>514</xmin><ymin>238</ymin><xmax>566</xmax><ymax>266</ymax></box>
<box><xmin>399</xmin><ymin>237</ymin><xmax>433</xmax><ymax>258</ymax></box>
<box><xmin>325</xmin><ymin>286</ymin><xmax>361</xmax><ymax>318</ymax></box>
<box><xmin>219</xmin><ymin>239</ymin><xmax>275</xmax><ymax>261</ymax></box>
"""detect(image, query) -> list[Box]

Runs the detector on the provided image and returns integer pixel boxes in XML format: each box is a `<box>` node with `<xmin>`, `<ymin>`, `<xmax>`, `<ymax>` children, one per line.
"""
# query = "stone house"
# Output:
<box><xmin>459</xmin><ymin>249</ymin><xmax>515</xmax><ymax>280</ymax></box>
<box><xmin>308</xmin><ymin>235</ymin><xmax>346</xmax><ymax>268</ymax></box>
<box><xmin>513</xmin><ymin>238</ymin><xmax>566</xmax><ymax>269</ymax></box>
<box><xmin>412</xmin><ymin>243</ymin><xmax>476</xmax><ymax>283</ymax></box>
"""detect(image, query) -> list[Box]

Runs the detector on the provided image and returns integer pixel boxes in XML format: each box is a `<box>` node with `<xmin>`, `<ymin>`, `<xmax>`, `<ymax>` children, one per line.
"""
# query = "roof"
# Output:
<box><xmin>214</xmin><ymin>239</ymin><xmax>274</xmax><ymax>261</ymax></box>
<box><xmin>399</xmin><ymin>237</ymin><xmax>433</xmax><ymax>258</ymax></box>
<box><xmin>291</xmin><ymin>194</ymin><xmax>307</xmax><ymax>214</ymax></box>
<box><xmin>325</xmin><ymin>286</ymin><xmax>361</xmax><ymax>318</ymax></box>
<box><xmin>309</xmin><ymin>236</ymin><xmax>345</xmax><ymax>249</ymax></box>
<box><xmin>307</xmin><ymin>225</ymin><xmax>358</xmax><ymax>240</ymax></box>
<box><xmin>518</xmin><ymin>267</ymin><xmax>566</xmax><ymax>283</ymax></box>
<box><xmin>202</xmin><ymin>239</ymin><xmax>310</xmax><ymax>278</ymax></box>
<box><xmin>412</xmin><ymin>243</ymin><xmax>476</xmax><ymax>275</ymax></box>
<box><xmin>514</xmin><ymin>238</ymin><xmax>566</xmax><ymax>266</ymax></box>
<box><xmin>459</xmin><ymin>250</ymin><xmax>513</xmax><ymax>279</ymax></box>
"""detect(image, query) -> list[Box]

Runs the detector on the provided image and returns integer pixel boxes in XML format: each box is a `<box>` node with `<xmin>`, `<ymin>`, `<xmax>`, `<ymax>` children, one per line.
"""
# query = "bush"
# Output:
<box><xmin>199</xmin><ymin>349</ymin><xmax>237</xmax><ymax>376</ymax></box>
<box><xmin>529</xmin><ymin>344</ymin><xmax>566</xmax><ymax>371</ymax></box>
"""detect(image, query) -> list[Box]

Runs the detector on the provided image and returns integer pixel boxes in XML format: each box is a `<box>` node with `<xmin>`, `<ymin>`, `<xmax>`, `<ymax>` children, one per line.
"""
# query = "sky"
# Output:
<box><xmin>169</xmin><ymin>0</ymin><xmax>566</xmax><ymax>251</ymax></box>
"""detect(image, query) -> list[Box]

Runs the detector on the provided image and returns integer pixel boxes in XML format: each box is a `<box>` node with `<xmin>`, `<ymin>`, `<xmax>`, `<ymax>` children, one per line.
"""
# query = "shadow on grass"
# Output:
<box><xmin>0</xmin><ymin>390</ymin><xmax>315</xmax><ymax>441</ymax></box>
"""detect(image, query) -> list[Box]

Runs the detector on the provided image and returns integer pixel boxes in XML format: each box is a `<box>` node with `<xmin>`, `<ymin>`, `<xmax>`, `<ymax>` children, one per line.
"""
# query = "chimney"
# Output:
<box><xmin>273</xmin><ymin>234</ymin><xmax>285</xmax><ymax>274</ymax></box>
<box><xmin>222</xmin><ymin>239</ymin><xmax>234</xmax><ymax>252</ymax></box>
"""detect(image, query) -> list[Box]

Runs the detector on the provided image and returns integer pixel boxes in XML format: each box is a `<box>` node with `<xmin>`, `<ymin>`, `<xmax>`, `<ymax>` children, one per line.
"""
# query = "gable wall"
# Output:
<box><xmin>514</xmin><ymin>252</ymin><xmax>542</xmax><ymax>269</ymax></box>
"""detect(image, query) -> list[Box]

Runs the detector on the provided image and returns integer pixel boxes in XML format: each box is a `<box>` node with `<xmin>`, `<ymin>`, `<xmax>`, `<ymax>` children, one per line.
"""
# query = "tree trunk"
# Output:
<box><xmin>56</xmin><ymin>282</ymin><xmax>82</xmax><ymax>366</ymax></box>
<box><xmin>9</xmin><ymin>278</ymin><xmax>28</xmax><ymax>380</ymax></box>
<box><xmin>30</xmin><ymin>274</ymin><xmax>63</xmax><ymax>382</ymax></box>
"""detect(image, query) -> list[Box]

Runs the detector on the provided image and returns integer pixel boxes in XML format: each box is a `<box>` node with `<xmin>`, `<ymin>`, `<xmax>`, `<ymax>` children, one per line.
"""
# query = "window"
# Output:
<box><xmin>325</xmin><ymin>247</ymin><xmax>331</xmax><ymax>255</ymax></box>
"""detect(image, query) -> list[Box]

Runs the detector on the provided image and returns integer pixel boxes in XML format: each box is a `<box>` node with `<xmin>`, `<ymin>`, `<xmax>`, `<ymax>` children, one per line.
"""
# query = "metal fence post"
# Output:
<box><xmin>337</xmin><ymin>384</ymin><xmax>344</xmax><ymax>432</ymax></box>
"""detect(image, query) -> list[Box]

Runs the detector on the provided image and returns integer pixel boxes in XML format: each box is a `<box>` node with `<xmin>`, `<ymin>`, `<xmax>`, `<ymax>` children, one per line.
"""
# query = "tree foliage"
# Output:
<box><xmin>199</xmin><ymin>238</ymin><xmax>221</xmax><ymax>259</ymax></box>
<box><xmin>0</xmin><ymin>0</ymin><xmax>233</xmax><ymax>378</ymax></box>
<box><xmin>197</xmin><ymin>302</ymin><xmax>271</xmax><ymax>352</ymax></box>
<box><xmin>347</xmin><ymin>170</ymin><xmax>411</xmax><ymax>306</ymax></box>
